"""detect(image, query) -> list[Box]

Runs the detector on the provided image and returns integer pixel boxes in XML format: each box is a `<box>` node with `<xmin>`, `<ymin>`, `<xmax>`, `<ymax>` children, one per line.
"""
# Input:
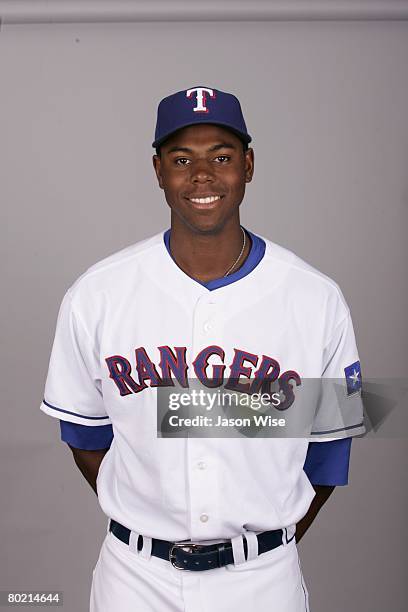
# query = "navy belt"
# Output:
<box><xmin>109</xmin><ymin>519</ymin><xmax>286</xmax><ymax>571</ymax></box>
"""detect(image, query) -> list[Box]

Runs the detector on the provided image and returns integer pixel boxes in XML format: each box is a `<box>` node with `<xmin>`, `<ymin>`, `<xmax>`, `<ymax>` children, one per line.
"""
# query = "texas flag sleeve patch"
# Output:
<box><xmin>344</xmin><ymin>360</ymin><xmax>362</xmax><ymax>396</ymax></box>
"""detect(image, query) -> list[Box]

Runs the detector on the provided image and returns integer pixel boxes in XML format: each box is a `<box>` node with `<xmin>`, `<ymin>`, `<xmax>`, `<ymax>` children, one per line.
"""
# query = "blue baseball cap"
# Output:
<box><xmin>152</xmin><ymin>86</ymin><xmax>252</xmax><ymax>149</ymax></box>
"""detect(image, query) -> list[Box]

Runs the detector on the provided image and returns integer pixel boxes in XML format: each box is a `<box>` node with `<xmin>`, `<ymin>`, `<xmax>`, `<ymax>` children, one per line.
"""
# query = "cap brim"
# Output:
<box><xmin>152</xmin><ymin>121</ymin><xmax>252</xmax><ymax>148</ymax></box>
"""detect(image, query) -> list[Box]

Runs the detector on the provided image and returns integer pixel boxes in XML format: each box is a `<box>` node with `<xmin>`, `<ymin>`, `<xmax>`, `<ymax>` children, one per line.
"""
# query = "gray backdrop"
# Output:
<box><xmin>1</xmin><ymin>10</ymin><xmax>407</xmax><ymax>612</ymax></box>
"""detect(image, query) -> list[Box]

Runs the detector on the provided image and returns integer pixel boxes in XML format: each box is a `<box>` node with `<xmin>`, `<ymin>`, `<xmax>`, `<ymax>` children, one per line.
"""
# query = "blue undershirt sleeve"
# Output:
<box><xmin>303</xmin><ymin>438</ymin><xmax>352</xmax><ymax>486</ymax></box>
<box><xmin>60</xmin><ymin>420</ymin><xmax>114</xmax><ymax>450</ymax></box>
<box><xmin>61</xmin><ymin>423</ymin><xmax>352</xmax><ymax>482</ymax></box>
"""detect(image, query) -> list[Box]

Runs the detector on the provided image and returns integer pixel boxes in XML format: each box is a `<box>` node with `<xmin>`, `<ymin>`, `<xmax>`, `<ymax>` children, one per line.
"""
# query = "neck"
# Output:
<box><xmin>169</xmin><ymin>216</ymin><xmax>251</xmax><ymax>283</ymax></box>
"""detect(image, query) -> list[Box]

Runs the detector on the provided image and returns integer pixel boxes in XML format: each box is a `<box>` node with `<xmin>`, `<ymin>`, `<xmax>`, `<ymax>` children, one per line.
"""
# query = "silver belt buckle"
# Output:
<box><xmin>169</xmin><ymin>542</ymin><xmax>206</xmax><ymax>570</ymax></box>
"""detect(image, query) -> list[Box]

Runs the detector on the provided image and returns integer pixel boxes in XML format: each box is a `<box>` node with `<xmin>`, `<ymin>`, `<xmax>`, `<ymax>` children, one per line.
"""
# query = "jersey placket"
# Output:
<box><xmin>187</xmin><ymin>292</ymin><xmax>223</xmax><ymax>540</ymax></box>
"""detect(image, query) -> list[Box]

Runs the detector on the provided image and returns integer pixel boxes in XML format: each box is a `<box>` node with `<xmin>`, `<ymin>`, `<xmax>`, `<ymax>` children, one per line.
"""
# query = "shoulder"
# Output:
<box><xmin>66</xmin><ymin>231</ymin><xmax>164</xmax><ymax>307</ymax></box>
<box><xmin>257</xmin><ymin>234</ymin><xmax>350</xmax><ymax>322</ymax></box>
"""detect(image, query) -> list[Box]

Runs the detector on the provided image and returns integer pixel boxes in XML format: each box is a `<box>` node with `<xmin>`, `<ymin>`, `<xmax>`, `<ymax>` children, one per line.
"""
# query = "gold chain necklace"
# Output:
<box><xmin>223</xmin><ymin>227</ymin><xmax>246</xmax><ymax>277</ymax></box>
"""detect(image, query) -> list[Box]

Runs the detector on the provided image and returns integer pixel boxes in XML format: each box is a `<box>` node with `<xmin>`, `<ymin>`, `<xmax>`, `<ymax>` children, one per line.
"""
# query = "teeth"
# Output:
<box><xmin>189</xmin><ymin>196</ymin><xmax>221</xmax><ymax>204</ymax></box>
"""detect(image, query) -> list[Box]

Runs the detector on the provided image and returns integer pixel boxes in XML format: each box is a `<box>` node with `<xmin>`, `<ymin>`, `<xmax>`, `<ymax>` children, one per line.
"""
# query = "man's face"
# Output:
<box><xmin>153</xmin><ymin>124</ymin><xmax>254</xmax><ymax>234</ymax></box>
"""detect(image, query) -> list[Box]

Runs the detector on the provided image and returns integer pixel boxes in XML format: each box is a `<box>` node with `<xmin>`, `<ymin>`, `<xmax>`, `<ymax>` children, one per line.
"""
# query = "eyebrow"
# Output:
<box><xmin>165</xmin><ymin>142</ymin><xmax>237</xmax><ymax>154</ymax></box>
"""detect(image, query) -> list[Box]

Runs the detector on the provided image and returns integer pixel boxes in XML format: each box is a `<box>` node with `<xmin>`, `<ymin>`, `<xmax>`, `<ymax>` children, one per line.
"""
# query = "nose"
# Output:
<box><xmin>190</xmin><ymin>159</ymin><xmax>215</xmax><ymax>183</ymax></box>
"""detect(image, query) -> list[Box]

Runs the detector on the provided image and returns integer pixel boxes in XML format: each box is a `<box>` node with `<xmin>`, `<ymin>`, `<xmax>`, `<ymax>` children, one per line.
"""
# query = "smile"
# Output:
<box><xmin>188</xmin><ymin>195</ymin><xmax>222</xmax><ymax>204</ymax></box>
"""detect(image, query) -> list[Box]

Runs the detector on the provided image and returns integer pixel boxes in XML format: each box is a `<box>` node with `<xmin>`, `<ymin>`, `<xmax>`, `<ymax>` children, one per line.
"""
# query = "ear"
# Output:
<box><xmin>244</xmin><ymin>148</ymin><xmax>254</xmax><ymax>183</ymax></box>
<box><xmin>152</xmin><ymin>155</ymin><xmax>164</xmax><ymax>189</ymax></box>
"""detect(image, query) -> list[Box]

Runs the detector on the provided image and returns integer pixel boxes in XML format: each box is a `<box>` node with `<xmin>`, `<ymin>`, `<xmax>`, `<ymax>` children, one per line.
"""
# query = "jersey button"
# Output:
<box><xmin>203</xmin><ymin>322</ymin><xmax>212</xmax><ymax>333</ymax></box>
<box><xmin>200</xmin><ymin>513</ymin><xmax>209</xmax><ymax>523</ymax></box>
<box><xmin>197</xmin><ymin>461</ymin><xmax>206</xmax><ymax>470</ymax></box>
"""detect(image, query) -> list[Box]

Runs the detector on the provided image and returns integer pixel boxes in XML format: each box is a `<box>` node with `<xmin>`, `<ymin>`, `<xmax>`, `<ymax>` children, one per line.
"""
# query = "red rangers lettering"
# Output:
<box><xmin>105</xmin><ymin>346</ymin><xmax>301</xmax><ymax>408</ymax></box>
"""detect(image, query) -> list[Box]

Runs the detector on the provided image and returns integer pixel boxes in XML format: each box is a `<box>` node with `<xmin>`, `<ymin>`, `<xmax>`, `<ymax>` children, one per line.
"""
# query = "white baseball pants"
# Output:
<box><xmin>90</xmin><ymin>527</ymin><xmax>310</xmax><ymax>612</ymax></box>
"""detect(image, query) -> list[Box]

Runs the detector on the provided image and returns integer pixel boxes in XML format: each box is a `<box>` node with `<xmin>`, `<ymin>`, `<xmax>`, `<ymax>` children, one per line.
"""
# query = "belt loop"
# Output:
<box><xmin>284</xmin><ymin>525</ymin><xmax>296</xmax><ymax>545</ymax></box>
<box><xmin>139</xmin><ymin>535</ymin><xmax>152</xmax><ymax>560</ymax></box>
<box><xmin>231</xmin><ymin>534</ymin><xmax>246</xmax><ymax>566</ymax></box>
<box><xmin>244</xmin><ymin>531</ymin><xmax>259</xmax><ymax>561</ymax></box>
<box><xmin>106</xmin><ymin>519</ymin><xmax>111</xmax><ymax>534</ymax></box>
<box><xmin>128</xmin><ymin>531</ymin><xmax>140</xmax><ymax>554</ymax></box>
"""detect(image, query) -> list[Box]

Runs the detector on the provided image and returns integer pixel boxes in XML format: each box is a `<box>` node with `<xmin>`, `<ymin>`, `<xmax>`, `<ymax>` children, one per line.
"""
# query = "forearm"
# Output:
<box><xmin>295</xmin><ymin>485</ymin><xmax>335</xmax><ymax>542</ymax></box>
<box><xmin>68</xmin><ymin>445</ymin><xmax>109</xmax><ymax>495</ymax></box>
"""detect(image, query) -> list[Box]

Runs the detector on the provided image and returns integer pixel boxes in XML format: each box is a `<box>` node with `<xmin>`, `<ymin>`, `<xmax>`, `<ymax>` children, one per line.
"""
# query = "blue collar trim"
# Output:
<box><xmin>163</xmin><ymin>228</ymin><xmax>266</xmax><ymax>291</ymax></box>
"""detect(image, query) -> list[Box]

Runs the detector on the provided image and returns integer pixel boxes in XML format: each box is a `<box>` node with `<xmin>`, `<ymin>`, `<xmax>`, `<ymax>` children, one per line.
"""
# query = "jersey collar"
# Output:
<box><xmin>163</xmin><ymin>228</ymin><xmax>266</xmax><ymax>291</ymax></box>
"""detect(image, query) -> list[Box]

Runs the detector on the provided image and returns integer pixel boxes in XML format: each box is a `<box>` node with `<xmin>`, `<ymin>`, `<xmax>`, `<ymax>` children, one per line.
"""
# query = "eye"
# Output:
<box><xmin>175</xmin><ymin>158</ymin><xmax>191</xmax><ymax>166</ymax></box>
<box><xmin>214</xmin><ymin>155</ymin><xmax>230</xmax><ymax>163</ymax></box>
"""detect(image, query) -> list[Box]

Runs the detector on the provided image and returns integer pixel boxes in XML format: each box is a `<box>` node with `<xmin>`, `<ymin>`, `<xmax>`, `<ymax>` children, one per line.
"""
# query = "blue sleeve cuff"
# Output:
<box><xmin>60</xmin><ymin>423</ymin><xmax>351</xmax><ymax>479</ymax></box>
<box><xmin>303</xmin><ymin>438</ymin><xmax>352</xmax><ymax>486</ymax></box>
<box><xmin>60</xmin><ymin>420</ymin><xmax>114</xmax><ymax>450</ymax></box>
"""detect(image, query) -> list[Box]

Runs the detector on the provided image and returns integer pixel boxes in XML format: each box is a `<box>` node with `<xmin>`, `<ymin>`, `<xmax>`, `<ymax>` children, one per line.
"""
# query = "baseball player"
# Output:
<box><xmin>40</xmin><ymin>86</ymin><xmax>365</xmax><ymax>611</ymax></box>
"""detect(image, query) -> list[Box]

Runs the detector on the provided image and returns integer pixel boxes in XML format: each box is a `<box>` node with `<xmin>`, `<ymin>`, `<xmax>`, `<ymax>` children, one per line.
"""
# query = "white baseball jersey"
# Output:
<box><xmin>40</xmin><ymin>231</ymin><xmax>365</xmax><ymax>542</ymax></box>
